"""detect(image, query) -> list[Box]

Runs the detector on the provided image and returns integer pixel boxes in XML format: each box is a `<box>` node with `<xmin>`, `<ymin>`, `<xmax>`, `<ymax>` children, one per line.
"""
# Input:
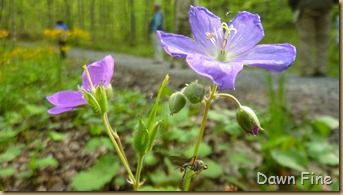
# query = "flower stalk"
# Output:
<box><xmin>102</xmin><ymin>113</ymin><xmax>136</xmax><ymax>184</ymax></box>
<box><xmin>183</xmin><ymin>84</ymin><xmax>217</xmax><ymax>191</ymax></box>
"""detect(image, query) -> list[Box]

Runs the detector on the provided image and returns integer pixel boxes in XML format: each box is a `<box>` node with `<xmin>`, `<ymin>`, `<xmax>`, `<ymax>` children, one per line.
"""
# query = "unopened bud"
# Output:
<box><xmin>106</xmin><ymin>83</ymin><xmax>113</xmax><ymax>99</ymax></box>
<box><xmin>169</xmin><ymin>92</ymin><xmax>186</xmax><ymax>115</ymax></box>
<box><xmin>183</xmin><ymin>81</ymin><xmax>205</xmax><ymax>104</ymax></box>
<box><xmin>81</xmin><ymin>89</ymin><xmax>102</xmax><ymax>115</ymax></box>
<box><xmin>236</xmin><ymin>106</ymin><xmax>264</xmax><ymax>135</ymax></box>
<box><xmin>90</xmin><ymin>85</ymin><xmax>108</xmax><ymax>114</ymax></box>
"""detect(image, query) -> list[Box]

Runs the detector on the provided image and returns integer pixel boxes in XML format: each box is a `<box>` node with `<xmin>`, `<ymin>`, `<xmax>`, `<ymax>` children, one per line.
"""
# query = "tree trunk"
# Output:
<box><xmin>129</xmin><ymin>0</ymin><xmax>136</xmax><ymax>45</ymax></box>
<box><xmin>90</xmin><ymin>0</ymin><xmax>96</xmax><ymax>41</ymax></box>
<box><xmin>10</xmin><ymin>0</ymin><xmax>16</xmax><ymax>47</ymax></box>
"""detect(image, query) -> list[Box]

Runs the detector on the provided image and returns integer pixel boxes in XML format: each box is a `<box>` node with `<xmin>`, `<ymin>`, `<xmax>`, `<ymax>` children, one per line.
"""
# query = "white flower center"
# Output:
<box><xmin>205</xmin><ymin>23</ymin><xmax>237</xmax><ymax>62</ymax></box>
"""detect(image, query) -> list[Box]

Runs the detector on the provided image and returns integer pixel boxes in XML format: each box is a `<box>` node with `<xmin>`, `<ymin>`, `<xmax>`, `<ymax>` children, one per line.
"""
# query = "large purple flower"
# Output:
<box><xmin>157</xmin><ymin>6</ymin><xmax>296</xmax><ymax>90</ymax></box>
<box><xmin>47</xmin><ymin>55</ymin><xmax>114</xmax><ymax>114</ymax></box>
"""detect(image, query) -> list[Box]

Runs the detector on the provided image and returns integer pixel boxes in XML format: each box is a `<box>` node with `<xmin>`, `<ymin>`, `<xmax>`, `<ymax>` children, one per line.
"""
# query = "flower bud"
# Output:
<box><xmin>95</xmin><ymin>85</ymin><xmax>108</xmax><ymax>114</ymax></box>
<box><xmin>105</xmin><ymin>83</ymin><xmax>113</xmax><ymax>99</ymax></box>
<box><xmin>236</xmin><ymin>106</ymin><xmax>264</xmax><ymax>135</ymax></box>
<box><xmin>183</xmin><ymin>82</ymin><xmax>205</xmax><ymax>104</ymax></box>
<box><xmin>81</xmin><ymin>89</ymin><xmax>102</xmax><ymax>115</ymax></box>
<box><xmin>169</xmin><ymin>92</ymin><xmax>186</xmax><ymax>115</ymax></box>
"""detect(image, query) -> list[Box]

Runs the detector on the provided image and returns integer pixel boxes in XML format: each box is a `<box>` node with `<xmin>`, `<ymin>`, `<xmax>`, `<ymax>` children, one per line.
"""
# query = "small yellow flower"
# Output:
<box><xmin>0</xmin><ymin>29</ymin><xmax>8</xmax><ymax>39</ymax></box>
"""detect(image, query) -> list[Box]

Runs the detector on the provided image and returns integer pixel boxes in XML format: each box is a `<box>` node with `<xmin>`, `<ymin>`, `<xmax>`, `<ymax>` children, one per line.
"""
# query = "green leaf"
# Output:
<box><xmin>0</xmin><ymin>129</ymin><xmax>18</xmax><ymax>143</ymax></box>
<box><xmin>270</xmin><ymin>149</ymin><xmax>307</xmax><ymax>172</ymax></box>
<box><xmin>48</xmin><ymin>131</ymin><xmax>66</xmax><ymax>141</ymax></box>
<box><xmin>133</xmin><ymin>117</ymin><xmax>150</xmax><ymax>156</ymax></box>
<box><xmin>86</xmin><ymin>137</ymin><xmax>114</xmax><ymax>152</ymax></box>
<box><xmin>147</xmin><ymin>120</ymin><xmax>162</xmax><ymax>151</ymax></box>
<box><xmin>319</xmin><ymin>152</ymin><xmax>339</xmax><ymax>166</ymax></box>
<box><xmin>262</xmin><ymin>136</ymin><xmax>295</xmax><ymax>150</ymax></box>
<box><xmin>306</xmin><ymin>141</ymin><xmax>339</xmax><ymax>166</ymax></box>
<box><xmin>0</xmin><ymin>144</ymin><xmax>24</xmax><ymax>163</ymax></box>
<box><xmin>201</xmin><ymin>160</ymin><xmax>223</xmax><ymax>179</ymax></box>
<box><xmin>25</xmin><ymin>104</ymin><xmax>46</xmax><ymax>115</ymax></box>
<box><xmin>144</xmin><ymin>152</ymin><xmax>158</xmax><ymax>166</ymax></box>
<box><xmin>0</xmin><ymin>167</ymin><xmax>16</xmax><ymax>177</ymax></box>
<box><xmin>71</xmin><ymin>154</ymin><xmax>119</xmax><ymax>191</ymax></box>
<box><xmin>16</xmin><ymin>170</ymin><xmax>34</xmax><ymax>179</ymax></box>
<box><xmin>32</xmin><ymin>157</ymin><xmax>58</xmax><ymax>170</ymax></box>
<box><xmin>146</xmin><ymin>75</ymin><xmax>169</xmax><ymax>131</ymax></box>
<box><xmin>229</xmin><ymin>152</ymin><xmax>253</xmax><ymax>167</ymax></box>
<box><xmin>149</xmin><ymin>170</ymin><xmax>179</xmax><ymax>185</ymax></box>
<box><xmin>185</xmin><ymin>143</ymin><xmax>212</xmax><ymax>158</ymax></box>
<box><xmin>311</xmin><ymin>116</ymin><xmax>339</xmax><ymax>137</ymax></box>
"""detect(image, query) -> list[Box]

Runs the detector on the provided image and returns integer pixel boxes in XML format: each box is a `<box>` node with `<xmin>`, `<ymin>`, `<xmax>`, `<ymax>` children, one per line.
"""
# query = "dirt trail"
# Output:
<box><xmin>69</xmin><ymin>47</ymin><xmax>339</xmax><ymax>120</ymax></box>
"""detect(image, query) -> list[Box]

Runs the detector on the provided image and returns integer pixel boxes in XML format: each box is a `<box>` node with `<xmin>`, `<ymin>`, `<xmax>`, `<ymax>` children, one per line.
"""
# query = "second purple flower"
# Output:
<box><xmin>46</xmin><ymin>55</ymin><xmax>114</xmax><ymax>114</ymax></box>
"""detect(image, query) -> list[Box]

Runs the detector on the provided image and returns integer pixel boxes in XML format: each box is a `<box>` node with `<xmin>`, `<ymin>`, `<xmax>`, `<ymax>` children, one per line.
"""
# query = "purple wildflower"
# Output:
<box><xmin>47</xmin><ymin>55</ymin><xmax>114</xmax><ymax>114</ymax></box>
<box><xmin>157</xmin><ymin>6</ymin><xmax>296</xmax><ymax>90</ymax></box>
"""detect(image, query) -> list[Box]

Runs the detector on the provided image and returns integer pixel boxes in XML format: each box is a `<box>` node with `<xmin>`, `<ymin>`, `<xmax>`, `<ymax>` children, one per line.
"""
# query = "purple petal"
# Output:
<box><xmin>253</xmin><ymin>125</ymin><xmax>259</xmax><ymax>135</ymax></box>
<box><xmin>189</xmin><ymin>6</ymin><xmax>223</xmax><ymax>53</ymax></box>
<box><xmin>82</xmin><ymin>55</ymin><xmax>114</xmax><ymax>91</ymax></box>
<box><xmin>157</xmin><ymin>31</ymin><xmax>207</xmax><ymax>58</ymax></box>
<box><xmin>47</xmin><ymin>91</ymin><xmax>87</xmax><ymax>107</ymax></box>
<box><xmin>48</xmin><ymin>107</ymin><xmax>76</xmax><ymax>115</ymax></box>
<box><xmin>186</xmin><ymin>53</ymin><xmax>244</xmax><ymax>90</ymax></box>
<box><xmin>226</xmin><ymin>11</ymin><xmax>264</xmax><ymax>56</ymax></box>
<box><xmin>232</xmin><ymin>44</ymin><xmax>296</xmax><ymax>72</ymax></box>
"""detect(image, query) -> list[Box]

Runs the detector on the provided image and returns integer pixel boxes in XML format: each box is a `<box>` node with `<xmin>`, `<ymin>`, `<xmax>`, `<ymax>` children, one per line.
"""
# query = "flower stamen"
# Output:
<box><xmin>82</xmin><ymin>65</ymin><xmax>95</xmax><ymax>92</ymax></box>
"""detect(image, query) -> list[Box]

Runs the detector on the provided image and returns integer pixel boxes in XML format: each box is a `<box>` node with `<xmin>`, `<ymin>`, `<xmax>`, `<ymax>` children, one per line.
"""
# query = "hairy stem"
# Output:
<box><xmin>102</xmin><ymin>113</ymin><xmax>135</xmax><ymax>185</ymax></box>
<box><xmin>183</xmin><ymin>84</ymin><xmax>217</xmax><ymax>191</ymax></box>
<box><xmin>134</xmin><ymin>154</ymin><xmax>145</xmax><ymax>191</ymax></box>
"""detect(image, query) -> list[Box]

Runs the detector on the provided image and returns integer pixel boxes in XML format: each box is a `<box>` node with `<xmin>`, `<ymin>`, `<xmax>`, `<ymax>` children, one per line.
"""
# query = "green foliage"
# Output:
<box><xmin>30</xmin><ymin>157</ymin><xmax>59</xmax><ymax>170</ymax></box>
<box><xmin>270</xmin><ymin>149</ymin><xmax>307</xmax><ymax>172</ymax></box>
<box><xmin>133</xmin><ymin>117</ymin><xmax>150</xmax><ymax>156</ymax></box>
<box><xmin>0</xmin><ymin>144</ymin><xmax>24</xmax><ymax>163</ymax></box>
<box><xmin>71</xmin><ymin>154</ymin><xmax>119</xmax><ymax>191</ymax></box>
<box><xmin>48</xmin><ymin>131</ymin><xmax>66</xmax><ymax>141</ymax></box>
<box><xmin>0</xmin><ymin>167</ymin><xmax>16</xmax><ymax>177</ymax></box>
<box><xmin>311</xmin><ymin>116</ymin><xmax>339</xmax><ymax>138</ymax></box>
<box><xmin>86</xmin><ymin>137</ymin><xmax>114</xmax><ymax>152</ymax></box>
<box><xmin>185</xmin><ymin>143</ymin><xmax>212</xmax><ymax>158</ymax></box>
<box><xmin>258</xmin><ymin>73</ymin><xmax>339</xmax><ymax>191</ymax></box>
<box><xmin>201</xmin><ymin>160</ymin><xmax>223</xmax><ymax>179</ymax></box>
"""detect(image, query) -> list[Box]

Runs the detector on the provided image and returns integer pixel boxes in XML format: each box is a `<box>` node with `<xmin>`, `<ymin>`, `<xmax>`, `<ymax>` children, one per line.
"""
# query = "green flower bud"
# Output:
<box><xmin>95</xmin><ymin>85</ymin><xmax>108</xmax><ymax>114</ymax></box>
<box><xmin>106</xmin><ymin>83</ymin><xmax>113</xmax><ymax>99</ymax></box>
<box><xmin>169</xmin><ymin>92</ymin><xmax>186</xmax><ymax>115</ymax></box>
<box><xmin>236</xmin><ymin>106</ymin><xmax>264</xmax><ymax>135</ymax></box>
<box><xmin>183</xmin><ymin>81</ymin><xmax>205</xmax><ymax>104</ymax></box>
<box><xmin>81</xmin><ymin>89</ymin><xmax>102</xmax><ymax>115</ymax></box>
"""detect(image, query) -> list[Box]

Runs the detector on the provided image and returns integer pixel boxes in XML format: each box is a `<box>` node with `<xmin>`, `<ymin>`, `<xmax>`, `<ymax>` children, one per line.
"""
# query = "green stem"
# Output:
<box><xmin>214</xmin><ymin>93</ymin><xmax>242</xmax><ymax>108</ymax></box>
<box><xmin>110</xmin><ymin>129</ymin><xmax>129</xmax><ymax>165</ymax></box>
<box><xmin>134</xmin><ymin>154</ymin><xmax>145</xmax><ymax>191</ymax></box>
<box><xmin>102</xmin><ymin>113</ymin><xmax>135</xmax><ymax>184</ymax></box>
<box><xmin>183</xmin><ymin>84</ymin><xmax>217</xmax><ymax>191</ymax></box>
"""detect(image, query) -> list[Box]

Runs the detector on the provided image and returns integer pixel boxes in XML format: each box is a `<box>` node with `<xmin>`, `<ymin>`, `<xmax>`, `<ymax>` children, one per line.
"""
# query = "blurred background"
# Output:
<box><xmin>0</xmin><ymin>0</ymin><xmax>340</xmax><ymax>191</ymax></box>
